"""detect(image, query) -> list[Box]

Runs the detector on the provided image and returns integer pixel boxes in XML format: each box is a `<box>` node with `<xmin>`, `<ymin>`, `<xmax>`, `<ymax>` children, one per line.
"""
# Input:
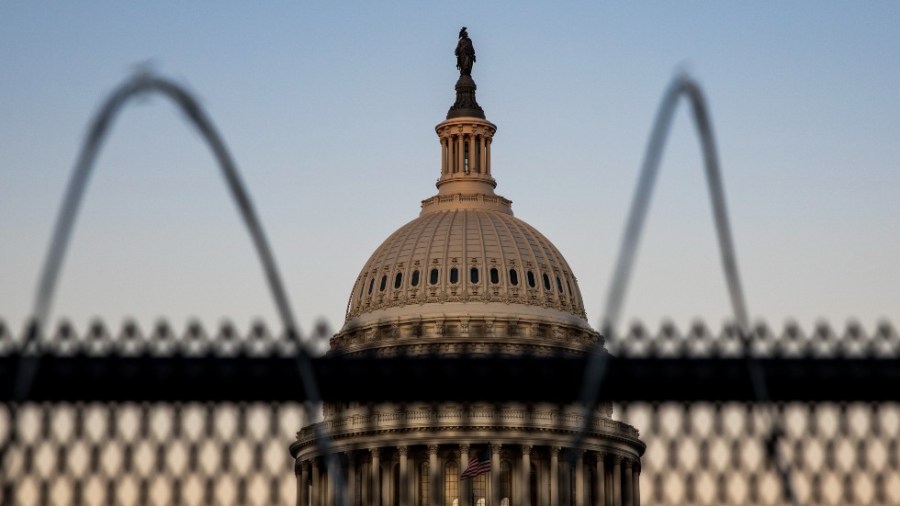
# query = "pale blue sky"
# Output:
<box><xmin>1</xmin><ymin>2</ymin><xmax>898</xmax><ymax>335</ymax></box>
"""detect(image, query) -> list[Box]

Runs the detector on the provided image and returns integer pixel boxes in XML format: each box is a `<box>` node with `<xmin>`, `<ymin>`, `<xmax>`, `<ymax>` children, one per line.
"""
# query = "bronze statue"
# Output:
<box><xmin>455</xmin><ymin>27</ymin><xmax>475</xmax><ymax>76</ymax></box>
<box><xmin>447</xmin><ymin>26</ymin><xmax>484</xmax><ymax>119</ymax></box>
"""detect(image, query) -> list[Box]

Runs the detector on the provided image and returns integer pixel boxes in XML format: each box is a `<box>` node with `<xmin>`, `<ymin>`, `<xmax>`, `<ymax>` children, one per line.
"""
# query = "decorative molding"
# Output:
<box><xmin>332</xmin><ymin>314</ymin><xmax>600</xmax><ymax>354</ymax></box>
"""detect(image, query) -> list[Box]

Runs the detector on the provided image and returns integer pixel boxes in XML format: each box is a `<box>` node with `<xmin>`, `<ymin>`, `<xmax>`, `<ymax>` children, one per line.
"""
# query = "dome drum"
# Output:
<box><xmin>331</xmin><ymin>312</ymin><xmax>602</xmax><ymax>356</ymax></box>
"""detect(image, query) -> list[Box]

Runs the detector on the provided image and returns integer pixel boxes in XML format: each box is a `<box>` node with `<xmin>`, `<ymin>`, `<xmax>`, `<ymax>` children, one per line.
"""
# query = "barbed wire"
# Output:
<box><xmin>573</xmin><ymin>73</ymin><xmax>797</xmax><ymax>505</ymax></box>
<box><xmin>3</xmin><ymin>70</ymin><xmax>893</xmax><ymax>505</ymax></box>
<box><xmin>0</xmin><ymin>72</ymin><xmax>345</xmax><ymax>506</ymax></box>
<box><xmin>1</xmin><ymin>320</ymin><xmax>898</xmax><ymax>505</ymax></box>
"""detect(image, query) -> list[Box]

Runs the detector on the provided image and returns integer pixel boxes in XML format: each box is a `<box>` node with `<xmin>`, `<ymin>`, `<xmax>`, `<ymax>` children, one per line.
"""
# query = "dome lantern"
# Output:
<box><xmin>433</xmin><ymin>26</ymin><xmax>500</xmax><ymax>200</ymax></box>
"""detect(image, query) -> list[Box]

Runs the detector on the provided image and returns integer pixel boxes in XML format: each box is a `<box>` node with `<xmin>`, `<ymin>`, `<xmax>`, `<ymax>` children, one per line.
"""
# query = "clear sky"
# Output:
<box><xmin>1</xmin><ymin>2</ymin><xmax>898</xmax><ymax>336</ymax></box>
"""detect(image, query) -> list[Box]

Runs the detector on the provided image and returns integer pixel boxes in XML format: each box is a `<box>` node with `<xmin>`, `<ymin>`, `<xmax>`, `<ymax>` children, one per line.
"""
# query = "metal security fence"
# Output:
<box><xmin>0</xmin><ymin>402</ymin><xmax>306</xmax><ymax>506</ymax></box>
<box><xmin>1</xmin><ymin>320</ymin><xmax>898</xmax><ymax>505</ymax></box>
<box><xmin>4</xmin><ymin>70</ymin><xmax>897</xmax><ymax>505</ymax></box>
<box><xmin>608</xmin><ymin>321</ymin><xmax>900</xmax><ymax>506</ymax></box>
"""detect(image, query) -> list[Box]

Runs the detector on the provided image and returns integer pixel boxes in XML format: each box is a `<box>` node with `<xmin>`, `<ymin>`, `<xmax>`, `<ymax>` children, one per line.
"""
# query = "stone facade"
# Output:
<box><xmin>291</xmin><ymin>55</ymin><xmax>643</xmax><ymax>506</ymax></box>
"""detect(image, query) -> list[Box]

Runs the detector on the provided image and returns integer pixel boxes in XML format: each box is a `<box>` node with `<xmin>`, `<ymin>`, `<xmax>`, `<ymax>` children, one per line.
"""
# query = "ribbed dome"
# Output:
<box><xmin>344</xmin><ymin>202</ymin><xmax>588</xmax><ymax>328</ymax></box>
<box><xmin>339</xmin><ymin>90</ymin><xmax>595</xmax><ymax>339</ymax></box>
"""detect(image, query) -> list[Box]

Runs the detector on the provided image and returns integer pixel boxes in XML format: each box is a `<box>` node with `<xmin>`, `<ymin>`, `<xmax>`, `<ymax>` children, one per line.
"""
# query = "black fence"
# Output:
<box><xmin>2</xmin><ymin>320</ymin><xmax>898</xmax><ymax>505</ymax></box>
<box><xmin>4</xmin><ymin>71</ymin><xmax>897</xmax><ymax>505</ymax></box>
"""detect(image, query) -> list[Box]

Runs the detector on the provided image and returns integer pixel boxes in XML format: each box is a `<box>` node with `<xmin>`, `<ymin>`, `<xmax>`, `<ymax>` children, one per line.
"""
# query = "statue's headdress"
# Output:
<box><xmin>459</xmin><ymin>27</ymin><xmax>468</xmax><ymax>38</ymax></box>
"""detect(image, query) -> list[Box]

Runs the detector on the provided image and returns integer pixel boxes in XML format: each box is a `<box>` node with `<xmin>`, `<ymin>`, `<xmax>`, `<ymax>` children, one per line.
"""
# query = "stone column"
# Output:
<box><xmin>575</xmin><ymin>450</ymin><xmax>585</xmax><ymax>506</ymax></box>
<box><xmin>612</xmin><ymin>457</ymin><xmax>621</xmax><ymax>506</ymax></box>
<box><xmin>347</xmin><ymin>453</ymin><xmax>356</xmax><ymax>506</ymax></box>
<box><xmin>371</xmin><ymin>449</ymin><xmax>381</xmax><ymax>506</ymax></box>
<box><xmin>460</xmin><ymin>444</ymin><xmax>471</xmax><ymax>506</ymax></box>
<box><xmin>398</xmin><ymin>446</ymin><xmax>409</xmax><ymax>506</ymax></box>
<box><xmin>441</xmin><ymin>137</ymin><xmax>448</xmax><ymax>175</ymax></box>
<box><xmin>594</xmin><ymin>453</ymin><xmax>605</xmax><ymax>506</ymax></box>
<box><xmin>299</xmin><ymin>461</ymin><xmax>309</xmax><ymax>506</ymax></box>
<box><xmin>623</xmin><ymin>459</ymin><xmax>634</xmax><ymax>506</ymax></box>
<box><xmin>468</xmin><ymin>133</ymin><xmax>477</xmax><ymax>174</ymax></box>
<box><xmin>449</xmin><ymin>134</ymin><xmax>454</xmax><ymax>174</ymax></box>
<box><xmin>490</xmin><ymin>443</ymin><xmax>502</xmax><ymax>506</ymax></box>
<box><xmin>485</xmin><ymin>138</ymin><xmax>492</xmax><ymax>175</ymax></box>
<box><xmin>550</xmin><ymin>447</ymin><xmax>559</xmax><ymax>505</ymax></box>
<box><xmin>479</xmin><ymin>134</ymin><xmax>487</xmax><ymax>175</ymax></box>
<box><xmin>325</xmin><ymin>466</ymin><xmax>334</xmax><ymax>506</ymax></box>
<box><xmin>539</xmin><ymin>455</ymin><xmax>549</xmax><ymax>506</ymax></box>
<box><xmin>382</xmin><ymin>460</ymin><xmax>391</xmax><ymax>506</ymax></box>
<box><xmin>519</xmin><ymin>445</ymin><xmax>531</xmax><ymax>506</ymax></box>
<box><xmin>311</xmin><ymin>459</ymin><xmax>320</xmax><ymax>506</ymax></box>
<box><xmin>632</xmin><ymin>464</ymin><xmax>641</xmax><ymax>506</ymax></box>
<box><xmin>429</xmin><ymin>445</ymin><xmax>440</xmax><ymax>506</ymax></box>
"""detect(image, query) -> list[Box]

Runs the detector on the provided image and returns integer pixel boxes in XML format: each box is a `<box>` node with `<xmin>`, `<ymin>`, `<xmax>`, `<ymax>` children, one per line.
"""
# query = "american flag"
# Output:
<box><xmin>460</xmin><ymin>448</ymin><xmax>491</xmax><ymax>479</ymax></box>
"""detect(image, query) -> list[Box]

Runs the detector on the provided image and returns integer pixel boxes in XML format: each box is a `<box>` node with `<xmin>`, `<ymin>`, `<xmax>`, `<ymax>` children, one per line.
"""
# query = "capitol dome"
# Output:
<box><xmin>332</xmin><ymin>114</ymin><xmax>599</xmax><ymax>356</ymax></box>
<box><xmin>294</xmin><ymin>30</ymin><xmax>643</xmax><ymax>506</ymax></box>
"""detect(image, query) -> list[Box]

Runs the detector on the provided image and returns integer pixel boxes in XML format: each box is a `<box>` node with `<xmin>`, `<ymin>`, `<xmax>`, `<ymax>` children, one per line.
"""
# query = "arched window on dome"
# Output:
<box><xmin>430</xmin><ymin>268</ymin><xmax>439</xmax><ymax>285</ymax></box>
<box><xmin>411</xmin><ymin>270</ymin><xmax>420</xmax><ymax>287</ymax></box>
<box><xmin>556</xmin><ymin>276</ymin><xmax>563</xmax><ymax>294</ymax></box>
<box><xmin>450</xmin><ymin>267</ymin><xmax>459</xmax><ymax>284</ymax></box>
<box><xmin>470</xmin><ymin>267</ymin><xmax>479</xmax><ymax>284</ymax></box>
<box><xmin>444</xmin><ymin>461</ymin><xmax>459</xmax><ymax>506</ymax></box>
<box><xmin>490</xmin><ymin>267</ymin><xmax>500</xmax><ymax>284</ymax></box>
<box><xmin>566</xmin><ymin>276</ymin><xmax>573</xmax><ymax>296</ymax></box>
<box><xmin>542</xmin><ymin>273</ymin><xmax>551</xmax><ymax>291</ymax></box>
<box><xmin>509</xmin><ymin>269</ymin><xmax>519</xmax><ymax>286</ymax></box>
<box><xmin>380</xmin><ymin>275</ymin><xmax>387</xmax><ymax>292</ymax></box>
<box><xmin>368</xmin><ymin>278</ymin><xmax>375</xmax><ymax>295</ymax></box>
<box><xmin>527</xmin><ymin>270</ymin><xmax>536</xmax><ymax>288</ymax></box>
<box><xmin>394</xmin><ymin>272</ymin><xmax>403</xmax><ymax>289</ymax></box>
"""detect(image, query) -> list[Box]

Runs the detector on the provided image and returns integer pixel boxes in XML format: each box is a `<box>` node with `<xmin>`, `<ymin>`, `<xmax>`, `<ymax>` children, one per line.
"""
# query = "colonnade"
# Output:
<box><xmin>441</xmin><ymin>132</ymin><xmax>491</xmax><ymax>176</ymax></box>
<box><xmin>297</xmin><ymin>443</ymin><xmax>640</xmax><ymax>506</ymax></box>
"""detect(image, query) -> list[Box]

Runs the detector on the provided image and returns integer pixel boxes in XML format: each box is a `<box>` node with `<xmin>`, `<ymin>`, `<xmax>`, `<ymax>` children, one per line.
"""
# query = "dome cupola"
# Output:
<box><xmin>332</xmin><ymin>29</ymin><xmax>599</xmax><ymax>355</ymax></box>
